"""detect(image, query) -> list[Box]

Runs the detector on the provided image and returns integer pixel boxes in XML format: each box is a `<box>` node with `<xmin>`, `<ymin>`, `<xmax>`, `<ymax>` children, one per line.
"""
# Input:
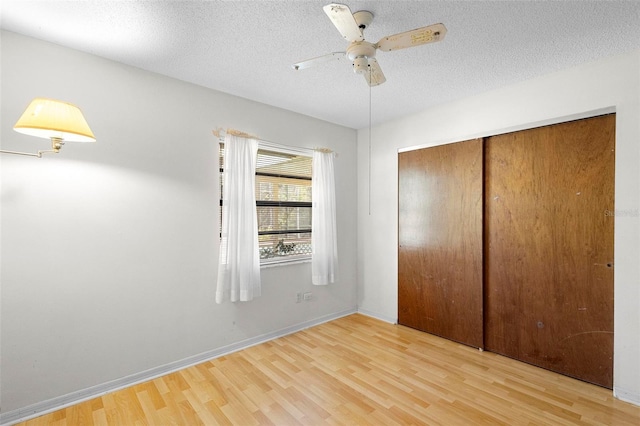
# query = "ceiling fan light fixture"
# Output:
<box><xmin>352</xmin><ymin>57</ymin><xmax>368</xmax><ymax>74</ymax></box>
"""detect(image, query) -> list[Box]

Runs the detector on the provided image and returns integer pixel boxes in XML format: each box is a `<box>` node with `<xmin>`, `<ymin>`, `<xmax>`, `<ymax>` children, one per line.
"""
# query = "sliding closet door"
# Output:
<box><xmin>398</xmin><ymin>139</ymin><xmax>483</xmax><ymax>348</ymax></box>
<box><xmin>484</xmin><ymin>114</ymin><xmax>615</xmax><ymax>388</ymax></box>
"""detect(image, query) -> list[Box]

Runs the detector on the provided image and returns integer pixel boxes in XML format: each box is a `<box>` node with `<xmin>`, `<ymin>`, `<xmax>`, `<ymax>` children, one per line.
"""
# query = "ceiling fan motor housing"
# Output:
<box><xmin>347</xmin><ymin>41</ymin><xmax>376</xmax><ymax>74</ymax></box>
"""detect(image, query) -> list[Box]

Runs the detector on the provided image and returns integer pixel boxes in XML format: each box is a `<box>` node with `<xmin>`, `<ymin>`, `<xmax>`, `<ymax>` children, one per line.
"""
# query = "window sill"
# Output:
<box><xmin>260</xmin><ymin>256</ymin><xmax>311</xmax><ymax>269</ymax></box>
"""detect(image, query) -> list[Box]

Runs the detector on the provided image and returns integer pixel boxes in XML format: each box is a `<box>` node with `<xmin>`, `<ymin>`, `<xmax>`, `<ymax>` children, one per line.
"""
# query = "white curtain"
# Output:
<box><xmin>312</xmin><ymin>150</ymin><xmax>338</xmax><ymax>285</ymax></box>
<box><xmin>216</xmin><ymin>135</ymin><xmax>261</xmax><ymax>303</ymax></box>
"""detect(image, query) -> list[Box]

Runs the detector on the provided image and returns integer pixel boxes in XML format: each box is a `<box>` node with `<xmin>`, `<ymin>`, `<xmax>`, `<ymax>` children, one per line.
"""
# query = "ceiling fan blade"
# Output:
<box><xmin>376</xmin><ymin>23</ymin><xmax>447</xmax><ymax>52</ymax></box>
<box><xmin>292</xmin><ymin>52</ymin><xmax>346</xmax><ymax>70</ymax></box>
<box><xmin>323</xmin><ymin>3</ymin><xmax>364</xmax><ymax>42</ymax></box>
<box><xmin>363</xmin><ymin>58</ymin><xmax>386</xmax><ymax>87</ymax></box>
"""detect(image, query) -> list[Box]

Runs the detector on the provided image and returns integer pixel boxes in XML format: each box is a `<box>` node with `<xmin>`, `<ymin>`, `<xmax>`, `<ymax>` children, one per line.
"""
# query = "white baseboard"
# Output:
<box><xmin>357</xmin><ymin>308</ymin><xmax>397</xmax><ymax>324</ymax></box>
<box><xmin>0</xmin><ymin>308</ymin><xmax>357</xmax><ymax>426</ymax></box>
<box><xmin>613</xmin><ymin>386</ymin><xmax>640</xmax><ymax>407</ymax></box>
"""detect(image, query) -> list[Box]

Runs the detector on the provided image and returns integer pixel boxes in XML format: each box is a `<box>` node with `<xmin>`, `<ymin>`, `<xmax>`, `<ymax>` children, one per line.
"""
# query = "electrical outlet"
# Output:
<box><xmin>303</xmin><ymin>292</ymin><xmax>312</xmax><ymax>301</ymax></box>
<box><xmin>296</xmin><ymin>292</ymin><xmax>302</xmax><ymax>303</ymax></box>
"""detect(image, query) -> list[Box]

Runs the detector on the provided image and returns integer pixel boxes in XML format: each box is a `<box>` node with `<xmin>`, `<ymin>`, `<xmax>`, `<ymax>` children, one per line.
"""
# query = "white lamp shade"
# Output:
<box><xmin>13</xmin><ymin>98</ymin><xmax>96</xmax><ymax>142</ymax></box>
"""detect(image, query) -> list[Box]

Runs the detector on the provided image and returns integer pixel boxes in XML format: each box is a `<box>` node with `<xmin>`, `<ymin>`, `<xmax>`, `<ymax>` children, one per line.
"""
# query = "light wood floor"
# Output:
<box><xmin>18</xmin><ymin>314</ymin><xmax>640</xmax><ymax>425</ymax></box>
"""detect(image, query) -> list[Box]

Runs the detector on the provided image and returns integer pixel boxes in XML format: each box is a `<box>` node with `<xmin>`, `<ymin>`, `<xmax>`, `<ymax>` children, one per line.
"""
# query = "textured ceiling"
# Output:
<box><xmin>2</xmin><ymin>1</ymin><xmax>640</xmax><ymax>129</ymax></box>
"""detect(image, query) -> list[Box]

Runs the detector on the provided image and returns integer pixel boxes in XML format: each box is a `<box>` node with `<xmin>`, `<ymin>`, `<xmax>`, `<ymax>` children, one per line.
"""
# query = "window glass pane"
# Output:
<box><xmin>259</xmin><ymin>233</ymin><xmax>312</xmax><ymax>260</ymax></box>
<box><xmin>257</xmin><ymin>206</ymin><xmax>312</xmax><ymax>233</ymax></box>
<box><xmin>255</xmin><ymin>175</ymin><xmax>311</xmax><ymax>202</ymax></box>
<box><xmin>256</xmin><ymin>150</ymin><xmax>312</xmax><ymax>179</ymax></box>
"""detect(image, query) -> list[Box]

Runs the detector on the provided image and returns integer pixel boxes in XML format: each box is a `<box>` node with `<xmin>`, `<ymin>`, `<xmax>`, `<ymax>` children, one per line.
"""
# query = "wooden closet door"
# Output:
<box><xmin>398</xmin><ymin>139</ymin><xmax>483</xmax><ymax>348</ymax></box>
<box><xmin>484</xmin><ymin>114</ymin><xmax>615</xmax><ymax>388</ymax></box>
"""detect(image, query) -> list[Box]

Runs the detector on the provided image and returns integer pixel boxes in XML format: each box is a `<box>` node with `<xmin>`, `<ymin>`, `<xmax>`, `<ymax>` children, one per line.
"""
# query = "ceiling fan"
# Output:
<box><xmin>292</xmin><ymin>3</ymin><xmax>447</xmax><ymax>86</ymax></box>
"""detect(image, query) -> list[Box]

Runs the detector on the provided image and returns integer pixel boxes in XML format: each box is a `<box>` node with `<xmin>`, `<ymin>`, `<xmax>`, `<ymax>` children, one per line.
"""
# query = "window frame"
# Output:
<box><xmin>219</xmin><ymin>142</ymin><xmax>313</xmax><ymax>266</ymax></box>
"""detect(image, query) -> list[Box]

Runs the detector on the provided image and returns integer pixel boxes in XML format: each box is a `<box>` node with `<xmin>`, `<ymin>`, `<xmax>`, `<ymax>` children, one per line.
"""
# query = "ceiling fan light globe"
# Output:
<box><xmin>353</xmin><ymin>57</ymin><xmax>368</xmax><ymax>74</ymax></box>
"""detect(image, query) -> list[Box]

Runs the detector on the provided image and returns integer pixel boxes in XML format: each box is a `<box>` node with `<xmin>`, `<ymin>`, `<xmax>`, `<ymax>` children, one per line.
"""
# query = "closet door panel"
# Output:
<box><xmin>484</xmin><ymin>114</ymin><xmax>615</xmax><ymax>388</ymax></box>
<box><xmin>398</xmin><ymin>139</ymin><xmax>483</xmax><ymax>348</ymax></box>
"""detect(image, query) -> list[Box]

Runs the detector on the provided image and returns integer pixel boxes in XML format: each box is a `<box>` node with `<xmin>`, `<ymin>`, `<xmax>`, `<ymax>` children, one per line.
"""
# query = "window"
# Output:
<box><xmin>220</xmin><ymin>143</ymin><xmax>313</xmax><ymax>264</ymax></box>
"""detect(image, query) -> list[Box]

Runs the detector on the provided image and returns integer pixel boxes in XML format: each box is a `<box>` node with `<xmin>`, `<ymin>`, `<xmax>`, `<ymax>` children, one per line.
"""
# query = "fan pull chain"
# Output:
<box><xmin>368</xmin><ymin>64</ymin><xmax>372</xmax><ymax>216</ymax></box>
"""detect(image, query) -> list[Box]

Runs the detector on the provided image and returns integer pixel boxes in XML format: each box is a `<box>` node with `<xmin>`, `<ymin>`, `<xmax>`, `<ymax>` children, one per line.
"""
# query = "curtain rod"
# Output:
<box><xmin>212</xmin><ymin>127</ymin><xmax>336</xmax><ymax>156</ymax></box>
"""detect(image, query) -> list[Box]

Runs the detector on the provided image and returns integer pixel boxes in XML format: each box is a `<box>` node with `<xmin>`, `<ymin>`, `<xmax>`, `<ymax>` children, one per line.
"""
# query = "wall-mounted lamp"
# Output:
<box><xmin>0</xmin><ymin>98</ymin><xmax>96</xmax><ymax>158</ymax></box>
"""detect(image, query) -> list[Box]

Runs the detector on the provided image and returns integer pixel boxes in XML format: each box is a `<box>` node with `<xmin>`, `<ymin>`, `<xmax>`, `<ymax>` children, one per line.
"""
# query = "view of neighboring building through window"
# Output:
<box><xmin>220</xmin><ymin>143</ymin><xmax>313</xmax><ymax>263</ymax></box>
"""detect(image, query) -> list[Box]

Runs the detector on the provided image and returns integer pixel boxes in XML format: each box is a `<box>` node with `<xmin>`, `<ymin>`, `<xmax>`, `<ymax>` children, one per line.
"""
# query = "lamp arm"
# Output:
<box><xmin>0</xmin><ymin>149</ymin><xmax>42</xmax><ymax>158</ymax></box>
<box><xmin>0</xmin><ymin>149</ymin><xmax>60</xmax><ymax>158</ymax></box>
<box><xmin>37</xmin><ymin>149</ymin><xmax>60</xmax><ymax>157</ymax></box>
<box><xmin>0</xmin><ymin>137</ymin><xmax>63</xmax><ymax>158</ymax></box>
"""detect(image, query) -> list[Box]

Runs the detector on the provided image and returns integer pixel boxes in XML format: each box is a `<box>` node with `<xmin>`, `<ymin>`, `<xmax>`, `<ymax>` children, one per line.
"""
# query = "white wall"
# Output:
<box><xmin>0</xmin><ymin>31</ymin><xmax>358</xmax><ymax>416</ymax></box>
<box><xmin>357</xmin><ymin>49</ymin><xmax>640</xmax><ymax>405</ymax></box>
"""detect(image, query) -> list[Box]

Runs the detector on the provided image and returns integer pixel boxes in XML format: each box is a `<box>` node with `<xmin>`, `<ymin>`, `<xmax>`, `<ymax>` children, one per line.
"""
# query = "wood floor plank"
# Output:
<box><xmin>202</xmin><ymin>399</ymin><xmax>232</xmax><ymax>425</ymax></box>
<box><xmin>136</xmin><ymin>389</ymin><xmax>166</xmax><ymax>426</ymax></box>
<box><xmin>15</xmin><ymin>314</ymin><xmax>640</xmax><ymax>425</ymax></box>
<box><xmin>91</xmin><ymin>407</ymin><xmax>108</xmax><ymax>426</ymax></box>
